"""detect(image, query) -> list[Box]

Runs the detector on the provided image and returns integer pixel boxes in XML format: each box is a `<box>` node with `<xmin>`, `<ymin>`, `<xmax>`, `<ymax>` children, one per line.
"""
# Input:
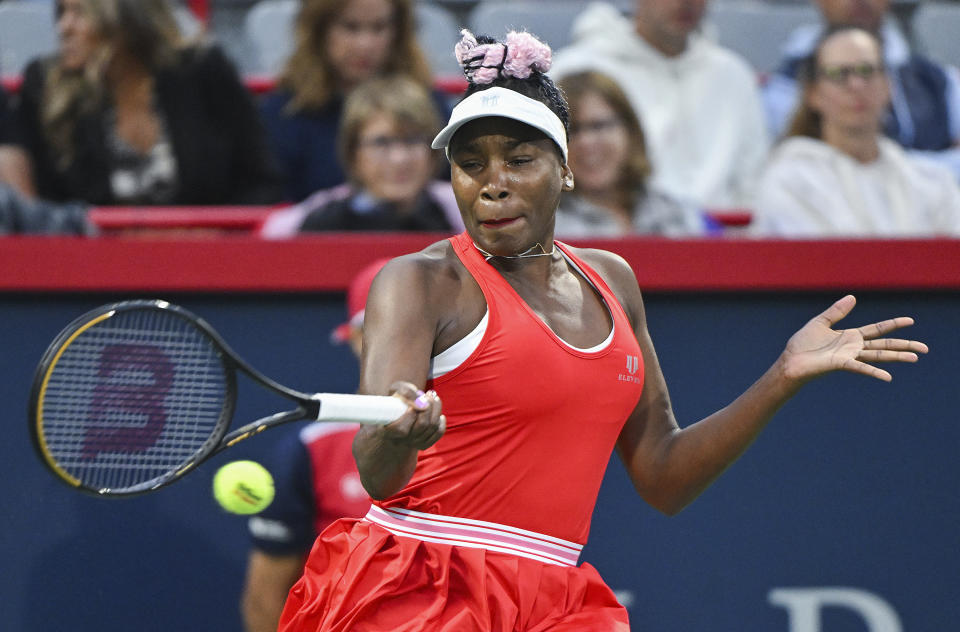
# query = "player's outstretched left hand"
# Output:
<box><xmin>781</xmin><ymin>295</ymin><xmax>928</xmax><ymax>384</ymax></box>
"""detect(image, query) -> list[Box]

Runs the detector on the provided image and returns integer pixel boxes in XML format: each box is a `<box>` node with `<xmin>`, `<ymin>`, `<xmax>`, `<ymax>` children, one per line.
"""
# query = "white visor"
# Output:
<box><xmin>431</xmin><ymin>87</ymin><xmax>568</xmax><ymax>162</ymax></box>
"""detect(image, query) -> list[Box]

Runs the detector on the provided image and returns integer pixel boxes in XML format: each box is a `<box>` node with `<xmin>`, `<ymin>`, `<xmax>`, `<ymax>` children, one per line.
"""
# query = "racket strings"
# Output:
<box><xmin>39</xmin><ymin>308</ymin><xmax>230</xmax><ymax>493</ymax></box>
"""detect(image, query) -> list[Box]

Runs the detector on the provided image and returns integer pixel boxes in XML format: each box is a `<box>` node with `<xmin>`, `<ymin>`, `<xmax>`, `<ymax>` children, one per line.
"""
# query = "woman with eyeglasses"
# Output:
<box><xmin>295</xmin><ymin>76</ymin><xmax>461</xmax><ymax>232</ymax></box>
<box><xmin>554</xmin><ymin>71</ymin><xmax>705</xmax><ymax>238</ymax></box>
<box><xmin>753</xmin><ymin>25</ymin><xmax>960</xmax><ymax>237</ymax></box>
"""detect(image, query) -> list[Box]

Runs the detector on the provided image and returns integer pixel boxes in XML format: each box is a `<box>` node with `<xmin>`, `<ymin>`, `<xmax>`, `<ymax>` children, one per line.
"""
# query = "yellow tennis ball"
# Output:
<box><xmin>212</xmin><ymin>460</ymin><xmax>275</xmax><ymax>515</ymax></box>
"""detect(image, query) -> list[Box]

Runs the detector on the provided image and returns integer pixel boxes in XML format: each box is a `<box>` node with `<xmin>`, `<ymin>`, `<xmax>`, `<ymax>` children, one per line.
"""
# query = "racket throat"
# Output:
<box><xmin>303</xmin><ymin>397</ymin><xmax>322</xmax><ymax>420</ymax></box>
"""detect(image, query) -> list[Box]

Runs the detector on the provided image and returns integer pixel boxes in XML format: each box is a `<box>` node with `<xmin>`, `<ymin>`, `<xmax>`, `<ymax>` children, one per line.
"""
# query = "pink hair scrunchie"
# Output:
<box><xmin>454</xmin><ymin>29</ymin><xmax>552</xmax><ymax>85</ymax></box>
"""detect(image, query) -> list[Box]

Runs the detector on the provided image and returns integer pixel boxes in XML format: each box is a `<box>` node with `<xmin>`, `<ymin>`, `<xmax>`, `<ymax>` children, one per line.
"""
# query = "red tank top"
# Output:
<box><xmin>376</xmin><ymin>232</ymin><xmax>644</xmax><ymax>544</ymax></box>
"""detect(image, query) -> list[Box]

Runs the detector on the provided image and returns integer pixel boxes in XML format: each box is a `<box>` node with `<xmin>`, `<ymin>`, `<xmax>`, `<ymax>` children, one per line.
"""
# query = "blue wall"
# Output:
<box><xmin>2</xmin><ymin>292</ymin><xmax>956</xmax><ymax>631</ymax></box>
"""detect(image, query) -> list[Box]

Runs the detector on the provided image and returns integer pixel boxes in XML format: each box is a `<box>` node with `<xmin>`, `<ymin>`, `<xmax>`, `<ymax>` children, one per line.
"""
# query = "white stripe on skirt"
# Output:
<box><xmin>364</xmin><ymin>505</ymin><xmax>583</xmax><ymax>567</ymax></box>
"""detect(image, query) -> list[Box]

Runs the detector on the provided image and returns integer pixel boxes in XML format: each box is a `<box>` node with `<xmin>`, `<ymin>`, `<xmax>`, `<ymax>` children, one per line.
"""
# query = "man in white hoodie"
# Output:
<box><xmin>551</xmin><ymin>0</ymin><xmax>770</xmax><ymax>210</ymax></box>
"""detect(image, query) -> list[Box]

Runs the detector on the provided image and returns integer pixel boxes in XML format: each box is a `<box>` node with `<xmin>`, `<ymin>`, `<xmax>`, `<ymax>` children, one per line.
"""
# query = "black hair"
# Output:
<box><xmin>460</xmin><ymin>34</ymin><xmax>570</xmax><ymax>138</ymax></box>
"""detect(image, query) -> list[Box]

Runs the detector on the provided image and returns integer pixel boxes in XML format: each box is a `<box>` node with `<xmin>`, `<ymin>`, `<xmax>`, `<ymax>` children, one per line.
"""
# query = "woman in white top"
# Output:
<box><xmin>754</xmin><ymin>25</ymin><xmax>960</xmax><ymax>238</ymax></box>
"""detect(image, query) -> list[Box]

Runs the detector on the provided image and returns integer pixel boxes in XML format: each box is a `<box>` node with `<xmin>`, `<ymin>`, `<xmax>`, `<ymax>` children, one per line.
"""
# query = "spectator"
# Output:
<box><xmin>763</xmin><ymin>0</ymin><xmax>960</xmax><ymax>181</ymax></box>
<box><xmin>2</xmin><ymin>79</ymin><xmax>92</xmax><ymax>234</ymax></box>
<box><xmin>555</xmin><ymin>70</ymin><xmax>704</xmax><ymax>237</ymax></box>
<box><xmin>0</xmin><ymin>182</ymin><xmax>93</xmax><ymax>234</ymax></box>
<box><xmin>551</xmin><ymin>0</ymin><xmax>770</xmax><ymax>209</ymax></box>
<box><xmin>0</xmin><ymin>84</ymin><xmax>10</xmax><ymax>146</ymax></box>
<box><xmin>0</xmin><ymin>84</ymin><xmax>36</xmax><ymax>196</ymax></box>
<box><xmin>260</xmin><ymin>0</ymin><xmax>450</xmax><ymax>203</ymax></box>
<box><xmin>271</xmin><ymin>76</ymin><xmax>461</xmax><ymax>234</ymax></box>
<box><xmin>10</xmin><ymin>0</ymin><xmax>282</xmax><ymax>205</ymax></box>
<box><xmin>240</xmin><ymin>258</ymin><xmax>387</xmax><ymax>632</ymax></box>
<box><xmin>0</xmin><ymin>84</ymin><xmax>14</xmax><ymax>177</ymax></box>
<box><xmin>753</xmin><ymin>26</ymin><xmax>960</xmax><ymax>237</ymax></box>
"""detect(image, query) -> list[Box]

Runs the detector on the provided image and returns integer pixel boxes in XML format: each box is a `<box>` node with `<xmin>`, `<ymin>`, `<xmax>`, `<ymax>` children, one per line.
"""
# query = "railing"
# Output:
<box><xmin>3</xmin><ymin>230</ymin><xmax>958</xmax><ymax>293</ymax></box>
<box><xmin>84</xmin><ymin>205</ymin><xmax>754</xmax><ymax>234</ymax></box>
<box><xmin>87</xmin><ymin>206</ymin><xmax>276</xmax><ymax>233</ymax></box>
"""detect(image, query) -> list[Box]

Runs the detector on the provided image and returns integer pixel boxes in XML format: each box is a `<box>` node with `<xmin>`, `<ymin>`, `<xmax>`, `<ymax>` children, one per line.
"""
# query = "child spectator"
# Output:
<box><xmin>260</xmin><ymin>76</ymin><xmax>461</xmax><ymax>236</ymax></box>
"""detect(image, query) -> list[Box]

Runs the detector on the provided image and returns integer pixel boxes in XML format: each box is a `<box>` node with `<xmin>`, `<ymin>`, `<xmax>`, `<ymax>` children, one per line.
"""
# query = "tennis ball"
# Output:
<box><xmin>212</xmin><ymin>460</ymin><xmax>275</xmax><ymax>515</ymax></box>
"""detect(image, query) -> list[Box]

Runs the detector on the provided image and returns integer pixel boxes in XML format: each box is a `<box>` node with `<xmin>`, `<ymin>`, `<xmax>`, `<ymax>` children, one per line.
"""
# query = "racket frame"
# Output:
<box><xmin>29</xmin><ymin>300</ymin><xmax>327</xmax><ymax>497</ymax></box>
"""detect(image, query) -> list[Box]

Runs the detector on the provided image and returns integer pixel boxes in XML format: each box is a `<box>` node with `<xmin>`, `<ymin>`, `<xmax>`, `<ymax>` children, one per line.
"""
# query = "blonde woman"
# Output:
<box><xmin>260</xmin><ymin>0</ymin><xmax>449</xmax><ymax>202</ymax></box>
<box><xmin>754</xmin><ymin>25</ymin><xmax>960</xmax><ymax>237</ymax></box>
<box><xmin>12</xmin><ymin>0</ymin><xmax>281</xmax><ymax>205</ymax></box>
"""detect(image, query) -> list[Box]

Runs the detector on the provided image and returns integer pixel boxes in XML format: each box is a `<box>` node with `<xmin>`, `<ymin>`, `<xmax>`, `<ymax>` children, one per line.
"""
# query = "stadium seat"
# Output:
<box><xmin>243</xmin><ymin>0</ymin><xmax>298</xmax><ymax>75</ymax></box>
<box><xmin>705</xmin><ymin>1</ymin><xmax>820</xmax><ymax>74</ymax></box>
<box><xmin>467</xmin><ymin>1</ymin><xmax>595</xmax><ymax>51</ymax></box>
<box><xmin>415</xmin><ymin>2</ymin><xmax>462</xmax><ymax>78</ymax></box>
<box><xmin>912</xmin><ymin>2</ymin><xmax>960</xmax><ymax>67</ymax></box>
<box><xmin>0</xmin><ymin>1</ymin><xmax>57</xmax><ymax>77</ymax></box>
<box><xmin>174</xmin><ymin>3</ymin><xmax>205</xmax><ymax>40</ymax></box>
<box><xmin>0</xmin><ymin>1</ymin><xmax>212</xmax><ymax>77</ymax></box>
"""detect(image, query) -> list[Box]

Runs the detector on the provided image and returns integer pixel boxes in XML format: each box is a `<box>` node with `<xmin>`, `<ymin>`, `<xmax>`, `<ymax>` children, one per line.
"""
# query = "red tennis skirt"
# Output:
<box><xmin>278</xmin><ymin>516</ymin><xmax>630</xmax><ymax>631</ymax></box>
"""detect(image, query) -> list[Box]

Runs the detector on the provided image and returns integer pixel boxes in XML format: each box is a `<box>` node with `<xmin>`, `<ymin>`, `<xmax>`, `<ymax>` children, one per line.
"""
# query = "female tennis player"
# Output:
<box><xmin>279</xmin><ymin>30</ymin><xmax>927</xmax><ymax>631</ymax></box>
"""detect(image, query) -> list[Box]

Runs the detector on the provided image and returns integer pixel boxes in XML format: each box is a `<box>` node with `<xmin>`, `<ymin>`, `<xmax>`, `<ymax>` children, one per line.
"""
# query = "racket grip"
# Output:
<box><xmin>314</xmin><ymin>393</ymin><xmax>410</xmax><ymax>425</ymax></box>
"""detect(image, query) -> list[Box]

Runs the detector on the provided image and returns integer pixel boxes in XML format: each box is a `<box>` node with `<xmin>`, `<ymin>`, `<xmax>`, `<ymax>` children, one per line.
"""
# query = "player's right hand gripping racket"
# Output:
<box><xmin>29</xmin><ymin>300</ymin><xmax>408</xmax><ymax>497</ymax></box>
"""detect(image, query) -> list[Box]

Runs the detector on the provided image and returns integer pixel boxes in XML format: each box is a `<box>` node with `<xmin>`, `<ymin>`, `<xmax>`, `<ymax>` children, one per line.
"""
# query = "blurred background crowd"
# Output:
<box><xmin>2</xmin><ymin>5</ymin><xmax>956</xmax><ymax>631</ymax></box>
<box><xmin>1</xmin><ymin>0</ymin><xmax>959</xmax><ymax>238</ymax></box>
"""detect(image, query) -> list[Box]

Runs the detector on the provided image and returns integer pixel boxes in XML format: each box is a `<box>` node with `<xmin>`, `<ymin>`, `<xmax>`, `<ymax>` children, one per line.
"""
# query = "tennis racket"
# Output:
<box><xmin>29</xmin><ymin>299</ymin><xmax>408</xmax><ymax>497</ymax></box>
